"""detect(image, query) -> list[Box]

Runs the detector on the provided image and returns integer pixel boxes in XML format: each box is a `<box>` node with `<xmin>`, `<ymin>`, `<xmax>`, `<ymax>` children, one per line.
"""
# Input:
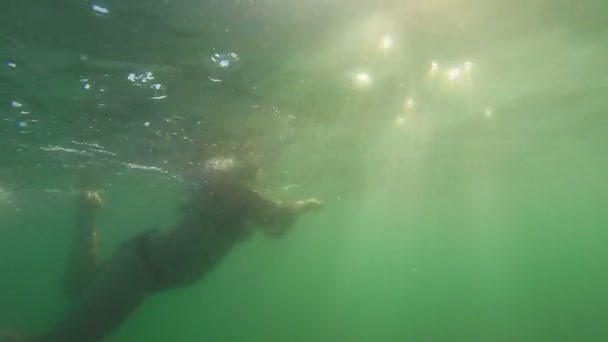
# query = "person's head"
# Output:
<box><xmin>201</xmin><ymin>155</ymin><xmax>260</xmax><ymax>184</ymax></box>
<box><xmin>179</xmin><ymin>142</ymin><xmax>261</xmax><ymax>219</ymax></box>
<box><xmin>196</xmin><ymin>141</ymin><xmax>261</xmax><ymax>184</ymax></box>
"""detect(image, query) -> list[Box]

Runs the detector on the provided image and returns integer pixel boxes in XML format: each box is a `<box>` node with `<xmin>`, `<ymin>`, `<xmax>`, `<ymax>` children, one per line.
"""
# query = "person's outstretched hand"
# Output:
<box><xmin>295</xmin><ymin>198</ymin><xmax>323</xmax><ymax>214</ymax></box>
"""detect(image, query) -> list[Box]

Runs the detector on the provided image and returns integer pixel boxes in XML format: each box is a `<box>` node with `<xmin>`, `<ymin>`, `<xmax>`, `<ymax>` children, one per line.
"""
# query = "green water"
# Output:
<box><xmin>1</xmin><ymin>0</ymin><xmax>608</xmax><ymax>341</ymax></box>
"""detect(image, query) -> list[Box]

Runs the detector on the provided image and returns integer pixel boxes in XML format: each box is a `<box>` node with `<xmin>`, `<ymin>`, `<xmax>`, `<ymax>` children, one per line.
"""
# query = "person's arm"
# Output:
<box><xmin>246</xmin><ymin>188</ymin><xmax>322</xmax><ymax>238</ymax></box>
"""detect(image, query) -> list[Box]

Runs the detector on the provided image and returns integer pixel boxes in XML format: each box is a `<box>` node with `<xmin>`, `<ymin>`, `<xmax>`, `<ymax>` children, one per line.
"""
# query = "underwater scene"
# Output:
<box><xmin>1</xmin><ymin>0</ymin><xmax>607</xmax><ymax>341</ymax></box>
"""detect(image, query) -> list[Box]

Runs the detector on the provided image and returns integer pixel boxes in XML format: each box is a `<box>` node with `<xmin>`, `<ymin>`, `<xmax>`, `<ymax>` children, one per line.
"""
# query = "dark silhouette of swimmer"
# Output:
<box><xmin>0</xmin><ymin>150</ymin><xmax>322</xmax><ymax>342</ymax></box>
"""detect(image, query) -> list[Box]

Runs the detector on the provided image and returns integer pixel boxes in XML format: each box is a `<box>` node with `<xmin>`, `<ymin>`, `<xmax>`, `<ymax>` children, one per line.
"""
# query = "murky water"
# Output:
<box><xmin>1</xmin><ymin>0</ymin><xmax>607</xmax><ymax>341</ymax></box>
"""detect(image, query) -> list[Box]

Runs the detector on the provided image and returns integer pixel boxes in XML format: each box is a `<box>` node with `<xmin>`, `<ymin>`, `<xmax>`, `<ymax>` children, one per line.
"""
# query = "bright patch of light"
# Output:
<box><xmin>7</xmin><ymin>62</ymin><xmax>16</xmax><ymax>68</ymax></box>
<box><xmin>352</xmin><ymin>72</ymin><xmax>371</xmax><ymax>89</ymax></box>
<box><xmin>484</xmin><ymin>109</ymin><xmax>493</xmax><ymax>118</ymax></box>
<box><xmin>128</xmin><ymin>71</ymin><xmax>155</xmax><ymax>83</ymax></box>
<box><xmin>430</xmin><ymin>61</ymin><xmax>440</xmax><ymax>73</ymax></box>
<box><xmin>447</xmin><ymin>67</ymin><xmax>461</xmax><ymax>81</ymax></box>
<box><xmin>406</xmin><ymin>98</ymin><xmax>415</xmax><ymax>109</ymax></box>
<box><xmin>357</xmin><ymin>72</ymin><xmax>370</xmax><ymax>82</ymax></box>
<box><xmin>124</xmin><ymin>163</ymin><xmax>165</xmax><ymax>172</ymax></box>
<box><xmin>92</xmin><ymin>4</ymin><xmax>109</xmax><ymax>14</ymax></box>
<box><xmin>11</xmin><ymin>101</ymin><xmax>22</xmax><ymax>108</ymax></box>
<box><xmin>210</xmin><ymin>52</ymin><xmax>241</xmax><ymax>70</ymax></box>
<box><xmin>382</xmin><ymin>35</ymin><xmax>393</xmax><ymax>49</ymax></box>
<box><xmin>394</xmin><ymin>116</ymin><xmax>406</xmax><ymax>126</ymax></box>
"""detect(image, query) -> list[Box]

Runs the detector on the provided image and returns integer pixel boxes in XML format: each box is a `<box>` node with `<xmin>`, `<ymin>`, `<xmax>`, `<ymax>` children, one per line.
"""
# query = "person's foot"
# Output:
<box><xmin>85</xmin><ymin>191</ymin><xmax>104</xmax><ymax>209</ymax></box>
<box><xmin>79</xmin><ymin>190</ymin><xmax>104</xmax><ymax>213</ymax></box>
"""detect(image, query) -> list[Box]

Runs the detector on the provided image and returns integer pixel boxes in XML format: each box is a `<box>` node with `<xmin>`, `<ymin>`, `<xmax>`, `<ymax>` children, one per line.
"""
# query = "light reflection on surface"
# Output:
<box><xmin>128</xmin><ymin>71</ymin><xmax>155</xmax><ymax>84</ymax></box>
<box><xmin>209</xmin><ymin>52</ymin><xmax>241</xmax><ymax>71</ymax></box>
<box><xmin>0</xmin><ymin>7</ymin><xmax>504</xmax><ymax>206</ymax></box>
<box><xmin>356</xmin><ymin>72</ymin><xmax>370</xmax><ymax>82</ymax></box>
<box><xmin>353</xmin><ymin>72</ymin><xmax>371</xmax><ymax>89</ymax></box>
<box><xmin>429</xmin><ymin>60</ymin><xmax>476</xmax><ymax>84</ymax></box>
<box><xmin>381</xmin><ymin>35</ymin><xmax>393</xmax><ymax>49</ymax></box>
<box><xmin>92</xmin><ymin>4</ymin><xmax>110</xmax><ymax>15</ymax></box>
<box><xmin>430</xmin><ymin>61</ymin><xmax>440</xmax><ymax>73</ymax></box>
<box><xmin>447</xmin><ymin>67</ymin><xmax>462</xmax><ymax>82</ymax></box>
<box><xmin>406</xmin><ymin>98</ymin><xmax>415</xmax><ymax>109</ymax></box>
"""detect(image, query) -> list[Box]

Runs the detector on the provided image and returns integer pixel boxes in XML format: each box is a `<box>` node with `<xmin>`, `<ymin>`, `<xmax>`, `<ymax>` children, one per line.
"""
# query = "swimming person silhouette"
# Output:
<box><xmin>1</xmin><ymin>147</ymin><xmax>322</xmax><ymax>342</ymax></box>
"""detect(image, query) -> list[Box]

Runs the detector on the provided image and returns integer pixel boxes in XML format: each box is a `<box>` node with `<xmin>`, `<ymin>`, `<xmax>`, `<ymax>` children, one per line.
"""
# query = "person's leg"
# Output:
<box><xmin>1</xmin><ymin>185</ymin><xmax>107</xmax><ymax>342</ymax></box>
<box><xmin>63</xmin><ymin>190</ymin><xmax>103</xmax><ymax>299</ymax></box>
<box><xmin>37</xmin><ymin>234</ymin><xmax>157</xmax><ymax>342</ymax></box>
